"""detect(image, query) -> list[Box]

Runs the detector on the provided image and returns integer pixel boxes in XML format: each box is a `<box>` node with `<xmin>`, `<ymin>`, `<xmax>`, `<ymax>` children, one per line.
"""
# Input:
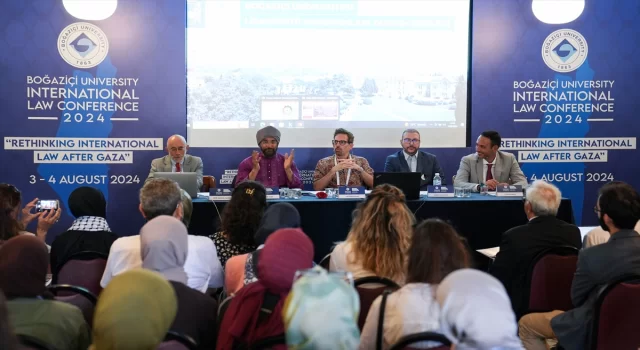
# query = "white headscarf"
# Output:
<box><xmin>140</xmin><ymin>216</ymin><xmax>188</xmax><ymax>285</ymax></box>
<box><xmin>436</xmin><ymin>269</ymin><xmax>524</xmax><ymax>350</ymax></box>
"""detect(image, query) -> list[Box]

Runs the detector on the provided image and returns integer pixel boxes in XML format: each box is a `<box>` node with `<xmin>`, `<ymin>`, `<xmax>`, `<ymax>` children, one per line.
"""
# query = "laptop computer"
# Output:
<box><xmin>373</xmin><ymin>172</ymin><xmax>422</xmax><ymax>200</ymax></box>
<box><xmin>154</xmin><ymin>172</ymin><xmax>199</xmax><ymax>198</ymax></box>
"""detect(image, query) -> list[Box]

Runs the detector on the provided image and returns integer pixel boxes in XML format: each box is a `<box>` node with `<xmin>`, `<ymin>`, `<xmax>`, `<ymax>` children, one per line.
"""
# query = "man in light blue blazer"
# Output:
<box><xmin>383</xmin><ymin>129</ymin><xmax>444</xmax><ymax>189</ymax></box>
<box><xmin>454</xmin><ymin>130</ymin><xmax>527</xmax><ymax>192</ymax></box>
<box><xmin>145</xmin><ymin>134</ymin><xmax>204</xmax><ymax>188</ymax></box>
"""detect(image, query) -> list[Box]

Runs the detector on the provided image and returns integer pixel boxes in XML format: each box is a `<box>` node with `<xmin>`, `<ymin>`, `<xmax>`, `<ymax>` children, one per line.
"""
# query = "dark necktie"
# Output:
<box><xmin>486</xmin><ymin>163</ymin><xmax>493</xmax><ymax>181</ymax></box>
<box><xmin>176</xmin><ymin>162</ymin><xmax>181</xmax><ymax>172</ymax></box>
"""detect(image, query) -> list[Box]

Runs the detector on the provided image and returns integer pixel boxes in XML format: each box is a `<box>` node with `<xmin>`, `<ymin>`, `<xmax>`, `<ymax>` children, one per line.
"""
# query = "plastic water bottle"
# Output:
<box><xmin>433</xmin><ymin>173</ymin><xmax>442</xmax><ymax>186</ymax></box>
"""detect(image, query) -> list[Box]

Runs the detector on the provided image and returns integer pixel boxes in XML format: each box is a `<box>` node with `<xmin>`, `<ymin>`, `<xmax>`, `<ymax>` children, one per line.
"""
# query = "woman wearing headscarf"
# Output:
<box><xmin>0</xmin><ymin>235</ymin><xmax>90</xmax><ymax>350</ymax></box>
<box><xmin>217</xmin><ymin>228</ymin><xmax>314</xmax><ymax>350</ymax></box>
<box><xmin>225</xmin><ymin>203</ymin><xmax>301</xmax><ymax>295</ymax></box>
<box><xmin>436</xmin><ymin>269</ymin><xmax>524</xmax><ymax>350</ymax></box>
<box><xmin>50</xmin><ymin>186</ymin><xmax>118</xmax><ymax>281</ymax></box>
<box><xmin>91</xmin><ymin>269</ymin><xmax>177</xmax><ymax>350</ymax></box>
<box><xmin>140</xmin><ymin>216</ymin><xmax>218</xmax><ymax>349</ymax></box>
<box><xmin>359</xmin><ymin>219</ymin><xmax>471</xmax><ymax>350</ymax></box>
<box><xmin>283</xmin><ymin>266</ymin><xmax>361</xmax><ymax>350</ymax></box>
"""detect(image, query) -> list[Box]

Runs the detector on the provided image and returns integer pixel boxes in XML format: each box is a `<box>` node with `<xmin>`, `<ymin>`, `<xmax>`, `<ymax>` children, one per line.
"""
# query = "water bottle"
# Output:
<box><xmin>433</xmin><ymin>173</ymin><xmax>442</xmax><ymax>186</ymax></box>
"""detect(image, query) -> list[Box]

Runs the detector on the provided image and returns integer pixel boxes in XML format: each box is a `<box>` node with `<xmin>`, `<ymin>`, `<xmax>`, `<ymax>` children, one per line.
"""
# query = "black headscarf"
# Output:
<box><xmin>254</xmin><ymin>203</ymin><xmax>301</xmax><ymax>245</ymax></box>
<box><xmin>68</xmin><ymin>186</ymin><xmax>107</xmax><ymax>218</ymax></box>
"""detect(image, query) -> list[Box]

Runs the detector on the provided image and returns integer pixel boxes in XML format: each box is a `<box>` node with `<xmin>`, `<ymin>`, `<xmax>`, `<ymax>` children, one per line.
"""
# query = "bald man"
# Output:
<box><xmin>145</xmin><ymin>134</ymin><xmax>204</xmax><ymax>188</ymax></box>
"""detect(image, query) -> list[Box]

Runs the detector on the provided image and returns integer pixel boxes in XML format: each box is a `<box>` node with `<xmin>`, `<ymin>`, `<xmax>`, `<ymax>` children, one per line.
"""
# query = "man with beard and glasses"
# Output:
<box><xmin>313</xmin><ymin>128</ymin><xmax>373</xmax><ymax>190</ymax></box>
<box><xmin>383</xmin><ymin>129</ymin><xmax>445</xmax><ymax>189</ymax></box>
<box><xmin>236</xmin><ymin>126</ymin><xmax>301</xmax><ymax>188</ymax></box>
<box><xmin>518</xmin><ymin>181</ymin><xmax>640</xmax><ymax>350</ymax></box>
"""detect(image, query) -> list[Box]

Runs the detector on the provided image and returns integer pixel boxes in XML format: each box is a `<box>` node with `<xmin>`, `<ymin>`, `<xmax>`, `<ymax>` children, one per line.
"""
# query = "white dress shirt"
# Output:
<box><xmin>482</xmin><ymin>156</ymin><xmax>498</xmax><ymax>183</ymax></box>
<box><xmin>359</xmin><ymin>283</ymin><xmax>441</xmax><ymax>350</ymax></box>
<box><xmin>403</xmin><ymin>151</ymin><xmax>417</xmax><ymax>172</ymax></box>
<box><xmin>100</xmin><ymin>235</ymin><xmax>224</xmax><ymax>292</ymax></box>
<box><xmin>171</xmin><ymin>159</ymin><xmax>184</xmax><ymax>173</ymax></box>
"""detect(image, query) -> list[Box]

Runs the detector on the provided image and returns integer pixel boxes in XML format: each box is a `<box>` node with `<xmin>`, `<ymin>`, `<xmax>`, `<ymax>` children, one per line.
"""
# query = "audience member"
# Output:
<box><xmin>101</xmin><ymin>178</ymin><xmax>223</xmax><ymax>291</ymax></box>
<box><xmin>359</xmin><ymin>219</ymin><xmax>471</xmax><ymax>350</ymax></box>
<box><xmin>436</xmin><ymin>269</ymin><xmax>524</xmax><ymax>349</ymax></box>
<box><xmin>140</xmin><ymin>216</ymin><xmax>218</xmax><ymax>350</ymax></box>
<box><xmin>180</xmin><ymin>189</ymin><xmax>194</xmax><ymax>228</ymax></box>
<box><xmin>209</xmin><ymin>181</ymin><xmax>267</xmax><ymax>268</ymax></box>
<box><xmin>490</xmin><ymin>180</ymin><xmax>581</xmax><ymax>318</ymax></box>
<box><xmin>582</xmin><ymin>220</ymin><xmax>640</xmax><ymax>248</ymax></box>
<box><xmin>91</xmin><ymin>269</ymin><xmax>177</xmax><ymax>350</ymax></box>
<box><xmin>519</xmin><ymin>181</ymin><xmax>640</xmax><ymax>350</ymax></box>
<box><xmin>0</xmin><ymin>235</ymin><xmax>90</xmax><ymax>350</ymax></box>
<box><xmin>50</xmin><ymin>186</ymin><xmax>118</xmax><ymax>282</ymax></box>
<box><xmin>217</xmin><ymin>228</ymin><xmax>314</xmax><ymax>349</ymax></box>
<box><xmin>0</xmin><ymin>291</ymin><xmax>19</xmax><ymax>350</ymax></box>
<box><xmin>330</xmin><ymin>184</ymin><xmax>414</xmax><ymax>285</ymax></box>
<box><xmin>284</xmin><ymin>266</ymin><xmax>361</xmax><ymax>350</ymax></box>
<box><xmin>0</xmin><ymin>183</ymin><xmax>60</xmax><ymax>245</ymax></box>
<box><xmin>225</xmin><ymin>202</ymin><xmax>301</xmax><ymax>295</ymax></box>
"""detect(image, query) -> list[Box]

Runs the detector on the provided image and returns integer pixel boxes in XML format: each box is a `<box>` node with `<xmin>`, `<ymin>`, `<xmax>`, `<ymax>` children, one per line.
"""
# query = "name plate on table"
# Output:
<box><xmin>496</xmin><ymin>185</ymin><xmax>523</xmax><ymax>197</ymax></box>
<box><xmin>209</xmin><ymin>188</ymin><xmax>232</xmax><ymax>201</ymax></box>
<box><xmin>338</xmin><ymin>186</ymin><xmax>366</xmax><ymax>199</ymax></box>
<box><xmin>265</xmin><ymin>187</ymin><xmax>280</xmax><ymax>199</ymax></box>
<box><xmin>427</xmin><ymin>185</ymin><xmax>454</xmax><ymax>198</ymax></box>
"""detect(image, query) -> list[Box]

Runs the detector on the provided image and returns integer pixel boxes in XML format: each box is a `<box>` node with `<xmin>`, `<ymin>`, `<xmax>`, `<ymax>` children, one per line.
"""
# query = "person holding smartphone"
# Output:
<box><xmin>0</xmin><ymin>184</ymin><xmax>61</xmax><ymax>245</ymax></box>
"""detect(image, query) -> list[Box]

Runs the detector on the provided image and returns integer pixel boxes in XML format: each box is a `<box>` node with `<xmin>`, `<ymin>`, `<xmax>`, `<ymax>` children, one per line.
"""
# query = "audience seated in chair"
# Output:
<box><xmin>91</xmin><ymin>269</ymin><xmax>177</xmax><ymax>350</ymax></box>
<box><xmin>0</xmin><ymin>235</ymin><xmax>90</xmax><ymax>350</ymax></box>
<box><xmin>330</xmin><ymin>184</ymin><xmax>414</xmax><ymax>286</ymax></box>
<box><xmin>141</xmin><ymin>216</ymin><xmax>218</xmax><ymax>350</ymax></box>
<box><xmin>283</xmin><ymin>267</ymin><xmax>360</xmax><ymax>349</ymax></box>
<box><xmin>518</xmin><ymin>181</ymin><xmax>640</xmax><ymax>350</ymax></box>
<box><xmin>225</xmin><ymin>202</ymin><xmax>301</xmax><ymax>295</ymax></box>
<box><xmin>50</xmin><ymin>186</ymin><xmax>118</xmax><ymax>284</ymax></box>
<box><xmin>100</xmin><ymin>178</ymin><xmax>223</xmax><ymax>292</ymax></box>
<box><xmin>490</xmin><ymin>180</ymin><xmax>582</xmax><ymax>319</ymax></box>
<box><xmin>582</xmin><ymin>220</ymin><xmax>640</xmax><ymax>248</ymax></box>
<box><xmin>436</xmin><ymin>269</ymin><xmax>524</xmax><ymax>349</ymax></box>
<box><xmin>209</xmin><ymin>181</ymin><xmax>267</xmax><ymax>269</ymax></box>
<box><xmin>0</xmin><ymin>183</ymin><xmax>60</xmax><ymax>248</ymax></box>
<box><xmin>217</xmin><ymin>228</ymin><xmax>314</xmax><ymax>350</ymax></box>
<box><xmin>0</xmin><ymin>291</ymin><xmax>20</xmax><ymax>350</ymax></box>
<box><xmin>359</xmin><ymin>219</ymin><xmax>471</xmax><ymax>350</ymax></box>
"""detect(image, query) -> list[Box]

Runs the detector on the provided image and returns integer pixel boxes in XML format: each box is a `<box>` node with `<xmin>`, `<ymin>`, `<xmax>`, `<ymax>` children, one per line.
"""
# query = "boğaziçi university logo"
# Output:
<box><xmin>541</xmin><ymin>29</ymin><xmax>588</xmax><ymax>73</ymax></box>
<box><xmin>57</xmin><ymin>22</ymin><xmax>109</xmax><ymax>69</ymax></box>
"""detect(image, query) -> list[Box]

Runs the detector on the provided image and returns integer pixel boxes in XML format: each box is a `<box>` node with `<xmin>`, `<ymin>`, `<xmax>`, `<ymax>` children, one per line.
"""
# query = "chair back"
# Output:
<box><xmin>48</xmin><ymin>284</ymin><xmax>98</xmax><ymax>326</ymax></box>
<box><xmin>17</xmin><ymin>334</ymin><xmax>57</xmax><ymax>350</ymax></box>
<box><xmin>354</xmin><ymin>276</ymin><xmax>400</xmax><ymax>330</ymax></box>
<box><xmin>249</xmin><ymin>334</ymin><xmax>286</xmax><ymax>350</ymax></box>
<box><xmin>388</xmin><ymin>331</ymin><xmax>451</xmax><ymax>350</ymax></box>
<box><xmin>589</xmin><ymin>274</ymin><xmax>640</xmax><ymax>350</ymax></box>
<box><xmin>56</xmin><ymin>251</ymin><xmax>108</xmax><ymax>296</ymax></box>
<box><xmin>217</xmin><ymin>295</ymin><xmax>234</xmax><ymax>331</ymax></box>
<box><xmin>201</xmin><ymin>175</ymin><xmax>216</xmax><ymax>192</ymax></box>
<box><xmin>527</xmin><ymin>246</ymin><xmax>579</xmax><ymax>313</ymax></box>
<box><xmin>161</xmin><ymin>331</ymin><xmax>198</xmax><ymax>350</ymax></box>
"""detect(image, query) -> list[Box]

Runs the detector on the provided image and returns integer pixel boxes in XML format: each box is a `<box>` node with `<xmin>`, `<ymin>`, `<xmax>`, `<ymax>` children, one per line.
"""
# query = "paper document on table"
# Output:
<box><xmin>477</xmin><ymin>246</ymin><xmax>500</xmax><ymax>258</ymax></box>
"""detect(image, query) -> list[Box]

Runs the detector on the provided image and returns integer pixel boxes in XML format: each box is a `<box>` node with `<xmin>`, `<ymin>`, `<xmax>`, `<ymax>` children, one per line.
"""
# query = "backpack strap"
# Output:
<box><xmin>376</xmin><ymin>289</ymin><xmax>392</xmax><ymax>350</ymax></box>
<box><xmin>258</xmin><ymin>291</ymin><xmax>280</xmax><ymax>324</ymax></box>
<box><xmin>250</xmin><ymin>250</ymin><xmax>261</xmax><ymax>276</ymax></box>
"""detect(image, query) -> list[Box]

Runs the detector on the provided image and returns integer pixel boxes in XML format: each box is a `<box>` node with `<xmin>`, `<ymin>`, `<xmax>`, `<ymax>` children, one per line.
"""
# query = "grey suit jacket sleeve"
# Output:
<box><xmin>193</xmin><ymin>156</ymin><xmax>204</xmax><ymax>189</ymax></box>
<box><xmin>453</xmin><ymin>156</ymin><xmax>479</xmax><ymax>192</ymax></box>
<box><xmin>145</xmin><ymin>158</ymin><xmax>162</xmax><ymax>184</ymax></box>
<box><xmin>507</xmin><ymin>153</ymin><xmax>528</xmax><ymax>186</ymax></box>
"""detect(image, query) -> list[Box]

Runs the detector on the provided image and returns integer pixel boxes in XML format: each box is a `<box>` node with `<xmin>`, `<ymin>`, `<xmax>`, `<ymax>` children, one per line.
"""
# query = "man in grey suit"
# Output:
<box><xmin>454</xmin><ymin>130</ymin><xmax>527</xmax><ymax>192</ymax></box>
<box><xmin>145</xmin><ymin>135</ymin><xmax>204</xmax><ymax>189</ymax></box>
<box><xmin>383</xmin><ymin>129</ymin><xmax>444</xmax><ymax>189</ymax></box>
<box><xmin>518</xmin><ymin>181</ymin><xmax>640</xmax><ymax>350</ymax></box>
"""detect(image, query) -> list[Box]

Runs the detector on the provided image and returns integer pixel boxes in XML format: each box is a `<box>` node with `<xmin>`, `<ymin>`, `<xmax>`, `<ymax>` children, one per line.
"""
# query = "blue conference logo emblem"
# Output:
<box><xmin>541</xmin><ymin>29</ymin><xmax>588</xmax><ymax>73</ymax></box>
<box><xmin>57</xmin><ymin>22</ymin><xmax>109</xmax><ymax>69</ymax></box>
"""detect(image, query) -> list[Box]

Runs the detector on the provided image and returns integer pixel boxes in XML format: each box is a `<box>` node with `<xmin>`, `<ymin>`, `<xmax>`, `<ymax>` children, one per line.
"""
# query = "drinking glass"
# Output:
<box><xmin>279</xmin><ymin>187</ymin><xmax>290</xmax><ymax>198</ymax></box>
<box><xmin>454</xmin><ymin>187</ymin><xmax>464</xmax><ymax>198</ymax></box>
<box><xmin>291</xmin><ymin>188</ymin><xmax>302</xmax><ymax>199</ymax></box>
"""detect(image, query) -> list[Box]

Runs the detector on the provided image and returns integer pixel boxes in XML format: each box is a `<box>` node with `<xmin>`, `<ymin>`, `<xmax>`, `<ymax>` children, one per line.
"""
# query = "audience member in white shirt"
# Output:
<box><xmin>100</xmin><ymin>178</ymin><xmax>223</xmax><ymax>292</ymax></box>
<box><xmin>359</xmin><ymin>219</ymin><xmax>471</xmax><ymax>350</ymax></box>
<box><xmin>330</xmin><ymin>184</ymin><xmax>414</xmax><ymax>286</ymax></box>
<box><xmin>583</xmin><ymin>220</ymin><xmax>640</xmax><ymax>248</ymax></box>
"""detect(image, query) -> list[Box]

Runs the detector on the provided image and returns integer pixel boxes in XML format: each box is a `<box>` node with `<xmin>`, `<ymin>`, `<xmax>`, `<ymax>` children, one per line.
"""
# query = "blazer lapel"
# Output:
<box><xmin>494</xmin><ymin>152</ymin><xmax>504</xmax><ymax>182</ymax></box>
<box><xmin>183</xmin><ymin>155</ymin><xmax>192</xmax><ymax>171</ymax></box>
<box><xmin>397</xmin><ymin>151</ymin><xmax>410</xmax><ymax>172</ymax></box>
<box><xmin>163</xmin><ymin>156</ymin><xmax>172</xmax><ymax>172</ymax></box>
<box><xmin>415</xmin><ymin>152</ymin><xmax>424</xmax><ymax>174</ymax></box>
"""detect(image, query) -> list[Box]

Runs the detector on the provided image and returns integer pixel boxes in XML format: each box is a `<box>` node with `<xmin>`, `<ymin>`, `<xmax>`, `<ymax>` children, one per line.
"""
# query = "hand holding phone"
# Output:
<box><xmin>35</xmin><ymin>200</ymin><xmax>59</xmax><ymax>212</ymax></box>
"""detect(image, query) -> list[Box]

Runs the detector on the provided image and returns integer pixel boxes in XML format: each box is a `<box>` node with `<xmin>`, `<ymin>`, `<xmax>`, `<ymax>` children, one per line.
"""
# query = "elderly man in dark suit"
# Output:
<box><xmin>145</xmin><ymin>135</ymin><xmax>204</xmax><ymax>188</ymax></box>
<box><xmin>383</xmin><ymin>129</ymin><xmax>444</xmax><ymax>189</ymax></box>
<box><xmin>518</xmin><ymin>181</ymin><xmax>640</xmax><ymax>350</ymax></box>
<box><xmin>490</xmin><ymin>180</ymin><xmax>581</xmax><ymax>319</ymax></box>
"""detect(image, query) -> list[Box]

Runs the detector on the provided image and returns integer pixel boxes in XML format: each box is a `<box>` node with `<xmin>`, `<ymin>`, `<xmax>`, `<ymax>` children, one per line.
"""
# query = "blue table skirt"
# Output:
<box><xmin>191</xmin><ymin>194</ymin><xmax>574</xmax><ymax>263</ymax></box>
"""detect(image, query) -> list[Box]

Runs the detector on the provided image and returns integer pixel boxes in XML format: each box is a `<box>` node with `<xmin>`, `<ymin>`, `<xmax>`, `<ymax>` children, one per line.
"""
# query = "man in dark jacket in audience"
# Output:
<box><xmin>490</xmin><ymin>180</ymin><xmax>581</xmax><ymax>319</ymax></box>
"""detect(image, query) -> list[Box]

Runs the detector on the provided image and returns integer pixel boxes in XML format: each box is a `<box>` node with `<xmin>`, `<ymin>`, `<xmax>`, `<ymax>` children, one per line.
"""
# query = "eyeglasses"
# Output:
<box><xmin>593</xmin><ymin>206</ymin><xmax>601</xmax><ymax>214</ymax></box>
<box><xmin>332</xmin><ymin>140</ymin><xmax>350</xmax><ymax>146</ymax></box>
<box><xmin>402</xmin><ymin>138</ymin><xmax>420</xmax><ymax>144</ymax></box>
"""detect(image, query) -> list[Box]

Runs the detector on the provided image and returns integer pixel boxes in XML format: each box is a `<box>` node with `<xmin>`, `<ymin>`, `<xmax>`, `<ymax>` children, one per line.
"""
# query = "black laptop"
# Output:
<box><xmin>373</xmin><ymin>172</ymin><xmax>422</xmax><ymax>200</ymax></box>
